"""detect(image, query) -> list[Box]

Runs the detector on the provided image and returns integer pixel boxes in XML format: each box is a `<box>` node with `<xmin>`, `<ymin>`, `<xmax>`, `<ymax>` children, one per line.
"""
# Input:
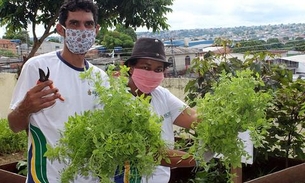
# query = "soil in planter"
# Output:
<box><xmin>169</xmin><ymin>167</ymin><xmax>197</xmax><ymax>183</ymax></box>
<box><xmin>0</xmin><ymin>151</ymin><xmax>25</xmax><ymax>166</ymax></box>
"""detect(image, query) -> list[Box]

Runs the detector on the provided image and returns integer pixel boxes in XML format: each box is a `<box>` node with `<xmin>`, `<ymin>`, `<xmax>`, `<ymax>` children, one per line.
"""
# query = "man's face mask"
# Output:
<box><xmin>131</xmin><ymin>68</ymin><xmax>164</xmax><ymax>94</ymax></box>
<box><xmin>62</xmin><ymin>26</ymin><xmax>96</xmax><ymax>54</ymax></box>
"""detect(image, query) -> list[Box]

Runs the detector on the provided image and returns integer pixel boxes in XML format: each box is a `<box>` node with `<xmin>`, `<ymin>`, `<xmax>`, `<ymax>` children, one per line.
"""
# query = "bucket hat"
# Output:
<box><xmin>125</xmin><ymin>37</ymin><xmax>172</xmax><ymax>67</ymax></box>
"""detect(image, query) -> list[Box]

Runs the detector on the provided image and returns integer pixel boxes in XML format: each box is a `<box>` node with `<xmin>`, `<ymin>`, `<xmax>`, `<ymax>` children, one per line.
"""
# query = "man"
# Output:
<box><xmin>7</xmin><ymin>0</ymin><xmax>108</xmax><ymax>182</ymax></box>
<box><xmin>114</xmin><ymin>37</ymin><xmax>214</xmax><ymax>183</ymax></box>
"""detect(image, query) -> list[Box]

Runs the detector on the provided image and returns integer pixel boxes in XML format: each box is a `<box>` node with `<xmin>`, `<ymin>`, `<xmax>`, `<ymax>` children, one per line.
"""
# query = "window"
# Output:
<box><xmin>185</xmin><ymin>56</ymin><xmax>191</xmax><ymax>66</ymax></box>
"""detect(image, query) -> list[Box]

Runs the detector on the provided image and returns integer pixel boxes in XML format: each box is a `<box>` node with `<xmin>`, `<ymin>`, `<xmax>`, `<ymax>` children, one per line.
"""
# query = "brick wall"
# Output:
<box><xmin>0</xmin><ymin>39</ymin><xmax>17</xmax><ymax>54</ymax></box>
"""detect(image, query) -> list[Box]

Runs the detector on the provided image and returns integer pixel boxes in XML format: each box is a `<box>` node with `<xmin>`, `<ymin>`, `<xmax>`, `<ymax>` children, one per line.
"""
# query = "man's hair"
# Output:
<box><xmin>59</xmin><ymin>0</ymin><xmax>98</xmax><ymax>26</ymax></box>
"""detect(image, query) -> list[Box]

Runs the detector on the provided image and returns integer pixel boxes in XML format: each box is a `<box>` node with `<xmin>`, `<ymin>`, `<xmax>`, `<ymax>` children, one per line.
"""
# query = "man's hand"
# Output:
<box><xmin>7</xmin><ymin>80</ymin><xmax>62</xmax><ymax>133</ymax></box>
<box><xmin>24</xmin><ymin>80</ymin><xmax>62</xmax><ymax>114</ymax></box>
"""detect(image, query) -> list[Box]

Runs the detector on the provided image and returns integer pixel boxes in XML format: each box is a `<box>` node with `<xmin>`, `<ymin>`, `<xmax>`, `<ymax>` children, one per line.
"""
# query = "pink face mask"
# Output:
<box><xmin>131</xmin><ymin>68</ymin><xmax>164</xmax><ymax>94</ymax></box>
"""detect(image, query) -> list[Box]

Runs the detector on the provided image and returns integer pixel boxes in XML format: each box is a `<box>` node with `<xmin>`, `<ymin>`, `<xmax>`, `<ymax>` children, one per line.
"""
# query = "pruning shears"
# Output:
<box><xmin>38</xmin><ymin>67</ymin><xmax>65</xmax><ymax>101</ymax></box>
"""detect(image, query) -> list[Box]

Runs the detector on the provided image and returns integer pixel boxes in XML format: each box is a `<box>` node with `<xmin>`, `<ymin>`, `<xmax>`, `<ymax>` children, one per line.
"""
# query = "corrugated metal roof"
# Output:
<box><xmin>281</xmin><ymin>54</ymin><xmax>305</xmax><ymax>63</ymax></box>
<box><xmin>164</xmin><ymin>46</ymin><xmax>198</xmax><ymax>55</ymax></box>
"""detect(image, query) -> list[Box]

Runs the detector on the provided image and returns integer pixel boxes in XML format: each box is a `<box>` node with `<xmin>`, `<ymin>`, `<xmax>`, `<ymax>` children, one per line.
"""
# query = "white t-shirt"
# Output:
<box><xmin>141</xmin><ymin>86</ymin><xmax>187</xmax><ymax>183</ymax></box>
<box><xmin>10</xmin><ymin>51</ymin><xmax>108</xmax><ymax>183</ymax></box>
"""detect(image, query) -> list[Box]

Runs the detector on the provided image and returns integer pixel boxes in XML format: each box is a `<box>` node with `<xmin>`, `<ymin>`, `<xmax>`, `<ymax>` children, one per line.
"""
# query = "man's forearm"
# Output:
<box><xmin>8</xmin><ymin>105</ymin><xmax>30</xmax><ymax>133</ymax></box>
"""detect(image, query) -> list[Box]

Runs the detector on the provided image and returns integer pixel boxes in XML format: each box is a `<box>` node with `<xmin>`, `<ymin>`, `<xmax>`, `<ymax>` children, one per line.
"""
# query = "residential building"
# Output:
<box><xmin>36</xmin><ymin>41</ymin><xmax>63</xmax><ymax>55</ymax></box>
<box><xmin>0</xmin><ymin>39</ymin><xmax>18</xmax><ymax>54</ymax></box>
<box><xmin>277</xmin><ymin>54</ymin><xmax>305</xmax><ymax>80</ymax></box>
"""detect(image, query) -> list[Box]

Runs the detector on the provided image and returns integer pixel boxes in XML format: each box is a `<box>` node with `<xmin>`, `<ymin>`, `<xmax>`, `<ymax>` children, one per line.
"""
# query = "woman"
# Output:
<box><xmin>114</xmin><ymin>37</ymin><xmax>213</xmax><ymax>183</ymax></box>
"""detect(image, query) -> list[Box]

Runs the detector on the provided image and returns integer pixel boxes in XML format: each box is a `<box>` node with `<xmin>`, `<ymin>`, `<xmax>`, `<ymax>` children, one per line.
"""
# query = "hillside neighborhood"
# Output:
<box><xmin>1</xmin><ymin>23</ymin><xmax>305</xmax><ymax>79</ymax></box>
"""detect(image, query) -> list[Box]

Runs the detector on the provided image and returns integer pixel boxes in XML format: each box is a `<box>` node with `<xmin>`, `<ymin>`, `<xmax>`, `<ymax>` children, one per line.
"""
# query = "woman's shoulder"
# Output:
<box><xmin>153</xmin><ymin>86</ymin><xmax>170</xmax><ymax>93</ymax></box>
<box><xmin>151</xmin><ymin>86</ymin><xmax>173</xmax><ymax>99</ymax></box>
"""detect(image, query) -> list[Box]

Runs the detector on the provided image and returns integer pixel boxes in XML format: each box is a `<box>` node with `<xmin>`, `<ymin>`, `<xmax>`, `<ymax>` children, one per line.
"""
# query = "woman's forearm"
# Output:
<box><xmin>160</xmin><ymin>149</ymin><xmax>196</xmax><ymax>167</ymax></box>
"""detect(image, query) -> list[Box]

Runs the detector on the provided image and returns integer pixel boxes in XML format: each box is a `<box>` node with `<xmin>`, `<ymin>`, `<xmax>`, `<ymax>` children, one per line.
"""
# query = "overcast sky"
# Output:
<box><xmin>159</xmin><ymin>0</ymin><xmax>305</xmax><ymax>30</ymax></box>
<box><xmin>1</xmin><ymin>0</ymin><xmax>305</xmax><ymax>37</ymax></box>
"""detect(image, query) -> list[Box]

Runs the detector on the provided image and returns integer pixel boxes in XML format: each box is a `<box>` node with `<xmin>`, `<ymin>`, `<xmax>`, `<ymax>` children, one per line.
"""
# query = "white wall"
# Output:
<box><xmin>0</xmin><ymin>73</ymin><xmax>17</xmax><ymax>118</ymax></box>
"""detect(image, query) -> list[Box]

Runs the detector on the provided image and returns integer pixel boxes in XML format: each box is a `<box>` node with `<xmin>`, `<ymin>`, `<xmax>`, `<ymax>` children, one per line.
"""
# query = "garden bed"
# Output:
<box><xmin>0</xmin><ymin>161</ymin><xmax>26</xmax><ymax>183</ymax></box>
<box><xmin>0</xmin><ymin>151</ymin><xmax>24</xmax><ymax>166</ymax></box>
<box><xmin>167</xmin><ymin>155</ymin><xmax>305</xmax><ymax>183</ymax></box>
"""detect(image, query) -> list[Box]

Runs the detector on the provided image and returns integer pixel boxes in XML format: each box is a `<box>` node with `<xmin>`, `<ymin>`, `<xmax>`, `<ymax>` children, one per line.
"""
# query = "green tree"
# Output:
<box><xmin>267</xmin><ymin>38</ymin><xmax>280</xmax><ymax>44</ymax></box>
<box><xmin>295</xmin><ymin>37</ymin><xmax>304</xmax><ymax>40</ymax></box>
<box><xmin>96</xmin><ymin>24</ymin><xmax>137</xmax><ymax>46</ymax></box>
<box><xmin>47</xmin><ymin>37</ymin><xmax>61</xmax><ymax>43</ymax></box>
<box><xmin>2</xmin><ymin>30</ymin><xmax>30</xmax><ymax>44</ymax></box>
<box><xmin>263</xmin><ymin>79</ymin><xmax>305</xmax><ymax>166</ymax></box>
<box><xmin>232</xmin><ymin>39</ymin><xmax>266</xmax><ymax>53</ymax></box>
<box><xmin>0</xmin><ymin>0</ymin><xmax>173</xmax><ymax>60</ymax></box>
<box><xmin>115</xmin><ymin>24</ymin><xmax>137</xmax><ymax>42</ymax></box>
<box><xmin>102</xmin><ymin>31</ymin><xmax>134</xmax><ymax>49</ymax></box>
<box><xmin>95</xmin><ymin>27</ymin><xmax>109</xmax><ymax>45</ymax></box>
<box><xmin>285</xmin><ymin>40</ymin><xmax>305</xmax><ymax>51</ymax></box>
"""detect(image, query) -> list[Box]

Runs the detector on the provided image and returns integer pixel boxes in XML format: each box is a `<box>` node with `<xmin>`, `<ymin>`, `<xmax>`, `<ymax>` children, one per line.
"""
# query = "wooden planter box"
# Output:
<box><xmin>242</xmin><ymin>156</ymin><xmax>305</xmax><ymax>183</ymax></box>
<box><xmin>245</xmin><ymin>162</ymin><xmax>305</xmax><ymax>183</ymax></box>
<box><xmin>169</xmin><ymin>167</ymin><xmax>196</xmax><ymax>183</ymax></box>
<box><xmin>168</xmin><ymin>155</ymin><xmax>305</xmax><ymax>183</ymax></box>
<box><xmin>0</xmin><ymin>162</ymin><xmax>26</xmax><ymax>183</ymax></box>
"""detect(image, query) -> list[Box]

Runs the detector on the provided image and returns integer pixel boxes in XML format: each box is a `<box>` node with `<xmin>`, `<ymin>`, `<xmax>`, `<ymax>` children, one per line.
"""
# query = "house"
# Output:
<box><xmin>164</xmin><ymin>46</ymin><xmax>198</xmax><ymax>73</ymax></box>
<box><xmin>163</xmin><ymin>45</ymin><xmax>233</xmax><ymax>77</ymax></box>
<box><xmin>36</xmin><ymin>41</ymin><xmax>64</xmax><ymax>55</ymax></box>
<box><xmin>277</xmin><ymin>54</ymin><xmax>305</xmax><ymax>80</ymax></box>
<box><xmin>0</xmin><ymin>39</ymin><xmax>18</xmax><ymax>54</ymax></box>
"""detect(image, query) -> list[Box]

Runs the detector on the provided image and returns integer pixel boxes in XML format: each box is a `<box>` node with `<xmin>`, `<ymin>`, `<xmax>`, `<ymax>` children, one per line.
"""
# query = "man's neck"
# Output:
<box><xmin>61</xmin><ymin>48</ymin><xmax>87</xmax><ymax>68</ymax></box>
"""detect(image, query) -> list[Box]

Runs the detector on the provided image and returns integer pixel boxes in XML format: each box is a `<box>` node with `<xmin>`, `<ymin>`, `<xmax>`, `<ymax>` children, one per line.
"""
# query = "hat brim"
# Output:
<box><xmin>124</xmin><ymin>56</ymin><xmax>172</xmax><ymax>67</ymax></box>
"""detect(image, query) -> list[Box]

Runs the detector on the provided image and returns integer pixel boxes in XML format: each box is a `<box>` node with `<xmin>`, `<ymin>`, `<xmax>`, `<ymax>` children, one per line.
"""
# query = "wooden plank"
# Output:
<box><xmin>231</xmin><ymin>167</ymin><xmax>242</xmax><ymax>183</ymax></box>
<box><xmin>0</xmin><ymin>169</ymin><xmax>26</xmax><ymax>183</ymax></box>
<box><xmin>245</xmin><ymin>162</ymin><xmax>305</xmax><ymax>183</ymax></box>
<box><xmin>0</xmin><ymin>162</ymin><xmax>26</xmax><ymax>183</ymax></box>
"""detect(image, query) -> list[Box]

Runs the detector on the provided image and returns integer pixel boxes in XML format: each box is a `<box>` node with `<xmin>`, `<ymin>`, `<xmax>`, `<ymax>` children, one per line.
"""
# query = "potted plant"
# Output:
<box><xmin>45</xmin><ymin>66</ymin><xmax>168</xmax><ymax>183</ymax></box>
<box><xmin>182</xmin><ymin>38</ymin><xmax>305</xmax><ymax>182</ymax></box>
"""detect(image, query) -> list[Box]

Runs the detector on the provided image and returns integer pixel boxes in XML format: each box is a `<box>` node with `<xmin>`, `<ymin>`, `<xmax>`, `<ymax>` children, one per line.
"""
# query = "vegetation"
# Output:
<box><xmin>182</xmin><ymin>38</ymin><xmax>305</xmax><ymax>181</ymax></box>
<box><xmin>2</xmin><ymin>30</ymin><xmax>30</xmax><ymax>44</ymax></box>
<box><xmin>0</xmin><ymin>0</ymin><xmax>173</xmax><ymax>60</ymax></box>
<box><xmin>191</xmin><ymin>69</ymin><xmax>272</xmax><ymax>169</ymax></box>
<box><xmin>0</xmin><ymin>118</ymin><xmax>27</xmax><ymax>154</ymax></box>
<box><xmin>260</xmin><ymin>79</ymin><xmax>305</xmax><ymax>166</ymax></box>
<box><xmin>0</xmin><ymin>49</ymin><xmax>17</xmax><ymax>57</ymax></box>
<box><xmin>114</xmin><ymin>24</ymin><xmax>137</xmax><ymax>42</ymax></box>
<box><xmin>101</xmin><ymin>31</ymin><xmax>134</xmax><ymax>49</ymax></box>
<box><xmin>232</xmin><ymin>38</ymin><xmax>305</xmax><ymax>53</ymax></box>
<box><xmin>16</xmin><ymin>160</ymin><xmax>27</xmax><ymax>176</ymax></box>
<box><xmin>45</xmin><ymin>66</ymin><xmax>168</xmax><ymax>183</ymax></box>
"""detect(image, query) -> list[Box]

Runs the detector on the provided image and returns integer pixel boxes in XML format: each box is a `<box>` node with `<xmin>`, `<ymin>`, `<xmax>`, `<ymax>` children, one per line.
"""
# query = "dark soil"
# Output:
<box><xmin>0</xmin><ymin>151</ymin><xmax>25</xmax><ymax>165</ymax></box>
